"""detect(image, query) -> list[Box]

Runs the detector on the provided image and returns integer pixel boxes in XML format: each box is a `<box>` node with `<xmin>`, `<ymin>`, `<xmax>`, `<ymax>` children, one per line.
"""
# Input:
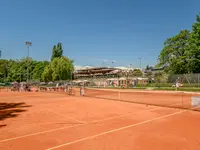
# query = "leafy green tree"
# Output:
<box><xmin>51</xmin><ymin>56</ymin><xmax>74</xmax><ymax>81</ymax></box>
<box><xmin>0</xmin><ymin>59</ymin><xmax>9</xmax><ymax>82</ymax></box>
<box><xmin>57</xmin><ymin>42</ymin><xmax>63</xmax><ymax>57</ymax></box>
<box><xmin>42</xmin><ymin>64</ymin><xmax>53</xmax><ymax>82</ymax></box>
<box><xmin>158</xmin><ymin>13</ymin><xmax>200</xmax><ymax>74</ymax></box>
<box><xmin>153</xmin><ymin>72</ymin><xmax>168</xmax><ymax>83</ymax></box>
<box><xmin>186</xmin><ymin>14</ymin><xmax>200</xmax><ymax>73</ymax></box>
<box><xmin>51</xmin><ymin>42</ymin><xmax>63</xmax><ymax>61</ymax></box>
<box><xmin>42</xmin><ymin>56</ymin><xmax>74</xmax><ymax>82</ymax></box>
<box><xmin>32</xmin><ymin>61</ymin><xmax>49</xmax><ymax>81</ymax></box>
<box><xmin>7</xmin><ymin>60</ymin><xmax>22</xmax><ymax>82</ymax></box>
<box><xmin>158</xmin><ymin>30</ymin><xmax>190</xmax><ymax>74</ymax></box>
<box><xmin>146</xmin><ymin>65</ymin><xmax>150</xmax><ymax>70</ymax></box>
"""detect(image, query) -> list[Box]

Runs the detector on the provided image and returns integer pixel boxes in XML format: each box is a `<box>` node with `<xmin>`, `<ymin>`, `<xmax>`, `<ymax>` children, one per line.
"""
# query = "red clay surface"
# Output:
<box><xmin>0</xmin><ymin>90</ymin><xmax>200</xmax><ymax>150</ymax></box>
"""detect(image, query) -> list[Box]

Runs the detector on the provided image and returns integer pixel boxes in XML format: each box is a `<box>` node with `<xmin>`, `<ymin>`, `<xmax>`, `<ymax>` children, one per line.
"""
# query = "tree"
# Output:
<box><xmin>0</xmin><ymin>59</ymin><xmax>9</xmax><ymax>82</ymax></box>
<box><xmin>51</xmin><ymin>43</ymin><xmax>63</xmax><ymax>61</ymax></box>
<box><xmin>146</xmin><ymin>65</ymin><xmax>150</xmax><ymax>70</ymax></box>
<box><xmin>186</xmin><ymin>14</ymin><xmax>200</xmax><ymax>73</ymax></box>
<box><xmin>42</xmin><ymin>64</ymin><xmax>53</xmax><ymax>82</ymax></box>
<box><xmin>158</xmin><ymin>30</ymin><xmax>190</xmax><ymax>74</ymax></box>
<box><xmin>42</xmin><ymin>56</ymin><xmax>74</xmax><ymax>82</ymax></box>
<box><xmin>6</xmin><ymin>60</ymin><xmax>22</xmax><ymax>82</ymax></box>
<box><xmin>154</xmin><ymin>72</ymin><xmax>168</xmax><ymax>83</ymax></box>
<box><xmin>157</xmin><ymin>13</ymin><xmax>200</xmax><ymax>74</ymax></box>
<box><xmin>32</xmin><ymin>61</ymin><xmax>49</xmax><ymax>81</ymax></box>
<box><xmin>51</xmin><ymin>56</ymin><xmax>74</xmax><ymax>81</ymax></box>
<box><xmin>0</xmin><ymin>58</ymin><xmax>50</xmax><ymax>82</ymax></box>
<box><xmin>57</xmin><ymin>42</ymin><xmax>63</xmax><ymax>57</ymax></box>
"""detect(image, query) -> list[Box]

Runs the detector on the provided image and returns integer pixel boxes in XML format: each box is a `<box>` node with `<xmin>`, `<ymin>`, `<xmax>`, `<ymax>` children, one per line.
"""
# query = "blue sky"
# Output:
<box><xmin>0</xmin><ymin>0</ymin><xmax>199</xmax><ymax>68</ymax></box>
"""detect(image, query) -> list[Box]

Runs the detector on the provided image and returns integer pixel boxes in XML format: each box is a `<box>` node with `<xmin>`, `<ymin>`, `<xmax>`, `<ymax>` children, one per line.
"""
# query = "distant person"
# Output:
<box><xmin>64</xmin><ymin>83</ymin><xmax>67</xmax><ymax>92</ymax></box>
<box><xmin>80</xmin><ymin>86</ymin><xmax>84</xmax><ymax>96</ymax></box>
<box><xmin>25</xmin><ymin>83</ymin><xmax>28</xmax><ymax>91</ymax></box>
<box><xmin>56</xmin><ymin>83</ymin><xmax>59</xmax><ymax>91</ymax></box>
<box><xmin>132</xmin><ymin>80</ymin><xmax>135</xmax><ymax>87</ymax></box>
<box><xmin>20</xmin><ymin>83</ymin><xmax>24</xmax><ymax>92</ymax></box>
<box><xmin>175</xmin><ymin>77</ymin><xmax>180</xmax><ymax>91</ymax></box>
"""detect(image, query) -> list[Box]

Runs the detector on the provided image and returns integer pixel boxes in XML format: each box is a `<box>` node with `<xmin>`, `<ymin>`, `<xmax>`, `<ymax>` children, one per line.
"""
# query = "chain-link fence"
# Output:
<box><xmin>168</xmin><ymin>74</ymin><xmax>200</xmax><ymax>86</ymax></box>
<box><xmin>72</xmin><ymin>73</ymin><xmax>200</xmax><ymax>91</ymax></box>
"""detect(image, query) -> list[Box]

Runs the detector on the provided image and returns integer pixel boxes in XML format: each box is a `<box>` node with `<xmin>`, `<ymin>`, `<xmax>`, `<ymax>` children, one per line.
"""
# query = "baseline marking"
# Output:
<box><xmin>46</xmin><ymin>109</ymin><xmax>186</xmax><ymax>150</ymax></box>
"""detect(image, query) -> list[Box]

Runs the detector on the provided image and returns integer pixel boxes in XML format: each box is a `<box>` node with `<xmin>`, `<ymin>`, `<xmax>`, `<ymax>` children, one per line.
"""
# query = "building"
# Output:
<box><xmin>73</xmin><ymin>66</ymin><xmax>148</xmax><ymax>87</ymax></box>
<box><xmin>74</xmin><ymin>67</ymin><xmax>121</xmax><ymax>79</ymax></box>
<box><xmin>144</xmin><ymin>66</ymin><xmax>165</xmax><ymax>75</ymax></box>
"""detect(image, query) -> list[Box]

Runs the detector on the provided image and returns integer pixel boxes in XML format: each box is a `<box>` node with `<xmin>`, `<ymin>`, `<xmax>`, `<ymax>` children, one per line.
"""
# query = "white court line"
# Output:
<box><xmin>0</xmin><ymin>124</ymin><xmax>81</xmax><ymax>143</ymax></box>
<box><xmin>45</xmin><ymin>108</ymin><xmax>86</xmax><ymax>124</ymax></box>
<box><xmin>46</xmin><ymin>109</ymin><xmax>186</xmax><ymax>150</ymax></box>
<box><xmin>0</xmin><ymin>106</ymin><xmax>160</xmax><ymax>143</ymax></box>
<box><xmin>46</xmin><ymin>105</ymin><xmax>200</xmax><ymax>150</ymax></box>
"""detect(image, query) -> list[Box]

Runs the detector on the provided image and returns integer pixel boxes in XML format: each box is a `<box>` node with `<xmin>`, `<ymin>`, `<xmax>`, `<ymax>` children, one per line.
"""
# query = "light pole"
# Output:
<box><xmin>25</xmin><ymin>41</ymin><xmax>32</xmax><ymax>84</ymax></box>
<box><xmin>0</xmin><ymin>49</ymin><xmax>2</xmax><ymax>58</ymax></box>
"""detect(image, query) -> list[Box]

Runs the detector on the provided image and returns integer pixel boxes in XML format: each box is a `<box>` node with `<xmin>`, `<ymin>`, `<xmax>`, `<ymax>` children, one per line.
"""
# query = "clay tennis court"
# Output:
<box><xmin>1</xmin><ymin>89</ymin><xmax>200</xmax><ymax>150</ymax></box>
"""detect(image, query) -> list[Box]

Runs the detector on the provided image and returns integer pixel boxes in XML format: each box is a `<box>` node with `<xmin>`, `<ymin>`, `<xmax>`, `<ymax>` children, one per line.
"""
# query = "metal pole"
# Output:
<box><xmin>27</xmin><ymin>45</ymin><xmax>29</xmax><ymax>83</ymax></box>
<box><xmin>25</xmin><ymin>41</ymin><xmax>32</xmax><ymax>84</ymax></box>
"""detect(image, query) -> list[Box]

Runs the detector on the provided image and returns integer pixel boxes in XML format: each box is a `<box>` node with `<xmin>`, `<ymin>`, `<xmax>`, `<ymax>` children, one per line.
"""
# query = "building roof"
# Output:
<box><xmin>74</xmin><ymin>67</ymin><xmax>122</xmax><ymax>75</ymax></box>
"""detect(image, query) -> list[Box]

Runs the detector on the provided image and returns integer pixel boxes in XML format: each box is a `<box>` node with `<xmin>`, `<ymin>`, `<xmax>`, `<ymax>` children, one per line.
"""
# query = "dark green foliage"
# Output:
<box><xmin>31</xmin><ymin>61</ymin><xmax>49</xmax><ymax>80</ymax></box>
<box><xmin>51</xmin><ymin>42</ymin><xmax>63</xmax><ymax>61</ymax></box>
<box><xmin>0</xmin><ymin>59</ymin><xmax>50</xmax><ymax>82</ymax></box>
<box><xmin>0</xmin><ymin>42</ymin><xmax>74</xmax><ymax>82</ymax></box>
<box><xmin>158</xmin><ymin>13</ymin><xmax>200</xmax><ymax>74</ymax></box>
<box><xmin>42</xmin><ymin>56</ymin><xmax>74</xmax><ymax>81</ymax></box>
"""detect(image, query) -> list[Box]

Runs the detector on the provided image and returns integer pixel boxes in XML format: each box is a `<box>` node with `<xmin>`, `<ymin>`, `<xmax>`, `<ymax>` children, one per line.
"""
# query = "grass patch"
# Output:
<box><xmin>154</xmin><ymin>87</ymin><xmax>200</xmax><ymax>92</ymax></box>
<box><xmin>87</xmin><ymin>86</ymin><xmax>200</xmax><ymax>92</ymax></box>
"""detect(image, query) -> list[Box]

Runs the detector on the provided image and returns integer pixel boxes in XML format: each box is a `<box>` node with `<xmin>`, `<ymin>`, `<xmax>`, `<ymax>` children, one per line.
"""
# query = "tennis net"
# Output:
<box><xmin>83</xmin><ymin>88</ymin><xmax>200</xmax><ymax>111</ymax></box>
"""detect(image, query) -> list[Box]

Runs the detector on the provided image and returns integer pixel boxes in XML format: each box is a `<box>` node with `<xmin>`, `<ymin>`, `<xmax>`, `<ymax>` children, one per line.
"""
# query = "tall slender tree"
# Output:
<box><xmin>51</xmin><ymin>43</ymin><xmax>63</xmax><ymax>61</ymax></box>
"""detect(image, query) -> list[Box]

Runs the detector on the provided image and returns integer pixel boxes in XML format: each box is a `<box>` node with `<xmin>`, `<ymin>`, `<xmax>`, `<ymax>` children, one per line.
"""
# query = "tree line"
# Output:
<box><xmin>158</xmin><ymin>13</ymin><xmax>200</xmax><ymax>74</ymax></box>
<box><xmin>0</xmin><ymin>43</ymin><xmax>74</xmax><ymax>83</ymax></box>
